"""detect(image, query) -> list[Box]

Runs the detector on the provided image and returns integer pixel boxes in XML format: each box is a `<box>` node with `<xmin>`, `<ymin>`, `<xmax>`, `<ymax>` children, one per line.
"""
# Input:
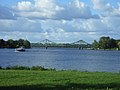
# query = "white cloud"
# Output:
<box><xmin>16</xmin><ymin>0</ymin><xmax>63</xmax><ymax>19</ymax></box>
<box><xmin>55</xmin><ymin>0</ymin><xmax>99</xmax><ymax>20</ymax></box>
<box><xmin>34</xmin><ymin>0</ymin><xmax>59</xmax><ymax>11</ymax></box>
<box><xmin>0</xmin><ymin>15</ymin><xmax>119</xmax><ymax>43</ymax></box>
<box><xmin>0</xmin><ymin>18</ymin><xmax>43</xmax><ymax>32</ymax></box>
<box><xmin>17</xmin><ymin>1</ymin><xmax>33</xmax><ymax>11</ymax></box>
<box><xmin>102</xmin><ymin>16</ymin><xmax>120</xmax><ymax>32</ymax></box>
<box><xmin>16</xmin><ymin>0</ymin><xmax>99</xmax><ymax>20</ymax></box>
<box><xmin>92</xmin><ymin>0</ymin><xmax>112</xmax><ymax>11</ymax></box>
<box><xmin>92</xmin><ymin>0</ymin><xmax>120</xmax><ymax>17</ymax></box>
<box><xmin>0</xmin><ymin>0</ymin><xmax>120</xmax><ymax>43</ymax></box>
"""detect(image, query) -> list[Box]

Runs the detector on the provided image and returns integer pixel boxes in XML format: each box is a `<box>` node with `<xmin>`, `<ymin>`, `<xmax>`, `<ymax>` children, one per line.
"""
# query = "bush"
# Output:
<box><xmin>6</xmin><ymin>66</ymin><xmax>30</xmax><ymax>70</ymax></box>
<box><xmin>0</xmin><ymin>66</ymin><xmax>2</xmax><ymax>69</ymax></box>
<box><xmin>0</xmin><ymin>66</ymin><xmax>56</xmax><ymax>71</ymax></box>
<box><xmin>6</xmin><ymin>66</ymin><xmax>11</xmax><ymax>70</ymax></box>
<box><xmin>31</xmin><ymin>66</ymin><xmax>47</xmax><ymax>71</ymax></box>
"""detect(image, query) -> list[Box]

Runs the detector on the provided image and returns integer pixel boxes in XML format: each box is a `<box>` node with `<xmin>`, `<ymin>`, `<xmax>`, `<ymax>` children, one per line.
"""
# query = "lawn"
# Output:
<box><xmin>0</xmin><ymin>70</ymin><xmax>120</xmax><ymax>90</ymax></box>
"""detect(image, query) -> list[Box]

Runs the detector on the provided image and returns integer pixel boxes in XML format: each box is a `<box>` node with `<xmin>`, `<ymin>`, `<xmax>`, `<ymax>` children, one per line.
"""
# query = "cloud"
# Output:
<box><xmin>92</xmin><ymin>0</ymin><xmax>112</xmax><ymax>11</ymax></box>
<box><xmin>55</xmin><ymin>0</ymin><xmax>99</xmax><ymax>20</ymax></box>
<box><xmin>92</xmin><ymin>0</ymin><xmax>120</xmax><ymax>17</ymax></box>
<box><xmin>102</xmin><ymin>16</ymin><xmax>120</xmax><ymax>32</ymax></box>
<box><xmin>16</xmin><ymin>0</ymin><xmax>63</xmax><ymax>19</ymax></box>
<box><xmin>0</xmin><ymin>18</ymin><xmax>43</xmax><ymax>32</ymax></box>
<box><xmin>0</xmin><ymin>5</ymin><xmax>16</xmax><ymax>19</ymax></box>
<box><xmin>0</xmin><ymin>16</ymin><xmax>120</xmax><ymax>43</ymax></box>
<box><xmin>0</xmin><ymin>0</ymin><xmax>120</xmax><ymax>43</ymax></box>
<box><xmin>17</xmin><ymin>1</ymin><xmax>33</xmax><ymax>11</ymax></box>
<box><xmin>16</xmin><ymin>0</ymin><xmax>99</xmax><ymax>20</ymax></box>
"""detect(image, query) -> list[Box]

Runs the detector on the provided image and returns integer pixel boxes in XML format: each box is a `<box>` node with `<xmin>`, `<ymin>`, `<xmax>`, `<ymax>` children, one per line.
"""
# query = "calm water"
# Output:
<box><xmin>0</xmin><ymin>48</ymin><xmax>120</xmax><ymax>72</ymax></box>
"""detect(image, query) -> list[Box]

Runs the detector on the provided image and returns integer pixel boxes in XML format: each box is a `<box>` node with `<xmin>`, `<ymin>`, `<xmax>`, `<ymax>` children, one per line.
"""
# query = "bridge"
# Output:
<box><xmin>36</xmin><ymin>39</ymin><xmax>91</xmax><ymax>49</ymax></box>
<box><xmin>40</xmin><ymin>39</ymin><xmax>55</xmax><ymax>44</ymax></box>
<box><xmin>72</xmin><ymin>40</ymin><xmax>88</xmax><ymax>45</ymax></box>
<box><xmin>39</xmin><ymin>39</ymin><xmax>88</xmax><ymax>44</ymax></box>
<box><xmin>72</xmin><ymin>40</ymin><xmax>89</xmax><ymax>50</ymax></box>
<box><xmin>39</xmin><ymin>39</ymin><xmax>55</xmax><ymax>49</ymax></box>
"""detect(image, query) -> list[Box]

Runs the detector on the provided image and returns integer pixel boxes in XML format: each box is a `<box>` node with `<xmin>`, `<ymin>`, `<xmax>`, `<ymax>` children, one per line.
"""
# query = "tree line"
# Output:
<box><xmin>0</xmin><ymin>37</ymin><xmax>120</xmax><ymax>50</ymax></box>
<box><xmin>0</xmin><ymin>39</ymin><xmax>31</xmax><ymax>48</ymax></box>
<box><xmin>92</xmin><ymin>36</ymin><xmax>120</xmax><ymax>50</ymax></box>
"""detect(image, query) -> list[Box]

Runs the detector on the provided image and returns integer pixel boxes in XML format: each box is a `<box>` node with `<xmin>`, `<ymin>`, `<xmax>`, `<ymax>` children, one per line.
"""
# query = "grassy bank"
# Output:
<box><xmin>0</xmin><ymin>70</ymin><xmax>120</xmax><ymax>90</ymax></box>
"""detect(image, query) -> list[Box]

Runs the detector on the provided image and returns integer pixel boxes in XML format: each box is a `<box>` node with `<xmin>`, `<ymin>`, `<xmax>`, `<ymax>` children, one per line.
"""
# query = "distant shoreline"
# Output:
<box><xmin>0</xmin><ymin>66</ymin><xmax>120</xmax><ymax>73</ymax></box>
<box><xmin>0</xmin><ymin>47</ymin><xmax>119</xmax><ymax>51</ymax></box>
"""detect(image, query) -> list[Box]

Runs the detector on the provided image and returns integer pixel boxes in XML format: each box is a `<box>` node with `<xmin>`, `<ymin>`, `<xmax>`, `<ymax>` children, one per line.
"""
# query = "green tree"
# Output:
<box><xmin>14</xmin><ymin>40</ymin><xmax>19</xmax><ymax>48</ymax></box>
<box><xmin>23</xmin><ymin>40</ymin><xmax>31</xmax><ymax>48</ymax></box>
<box><xmin>117</xmin><ymin>41</ymin><xmax>120</xmax><ymax>50</ymax></box>
<box><xmin>18</xmin><ymin>39</ymin><xmax>24</xmax><ymax>46</ymax></box>
<box><xmin>92</xmin><ymin>40</ymin><xmax>99</xmax><ymax>49</ymax></box>
<box><xmin>0</xmin><ymin>39</ymin><xmax>5</xmax><ymax>48</ymax></box>
<box><xmin>109</xmin><ymin>38</ymin><xmax>116</xmax><ymax>48</ymax></box>
<box><xmin>6</xmin><ymin>39</ymin><xmax>15</xmax><ymax>48</ymax></box>
<box><xmin>99</xmin><ymin>36</ymin><xmax>111</xmax><ymax>49</ymax></box>
<box><xmin>0</xmin><ymin>39</ymin><xmax>31</xmax><ymax>48</ymax></box>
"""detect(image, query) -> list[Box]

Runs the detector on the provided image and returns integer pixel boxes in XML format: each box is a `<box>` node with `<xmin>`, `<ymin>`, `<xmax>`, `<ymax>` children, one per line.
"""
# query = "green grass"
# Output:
<box><xmin>0</xmin><ymin>70</ymin><xmax>120</xmax><ymax>90</ymax></box>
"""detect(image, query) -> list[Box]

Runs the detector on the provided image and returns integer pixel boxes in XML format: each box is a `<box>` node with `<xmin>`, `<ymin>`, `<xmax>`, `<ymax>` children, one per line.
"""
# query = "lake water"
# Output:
<box><xmin>0</xmin><ymin>48</ymin><xmax>120</xmax><ymax>72</ymax></box>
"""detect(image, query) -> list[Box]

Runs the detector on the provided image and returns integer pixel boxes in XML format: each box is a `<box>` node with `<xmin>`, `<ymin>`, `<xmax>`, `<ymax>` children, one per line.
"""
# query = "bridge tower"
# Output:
<box><xmin>39</xmin><ymin>39</ymin><xmax>55</xmax><ymax>49</ymax></box>
<box><xmin>72</xmin><ymin>40</ymin><xmax>88</xmax><ymax>50</ymax></box>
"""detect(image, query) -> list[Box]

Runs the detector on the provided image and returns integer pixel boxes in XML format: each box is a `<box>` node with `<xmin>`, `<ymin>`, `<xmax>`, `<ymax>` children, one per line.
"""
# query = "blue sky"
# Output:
<box><xmin>0</xmin><ymin>0</ymin><xmax>120</xmax><ymax>43</ymax></box>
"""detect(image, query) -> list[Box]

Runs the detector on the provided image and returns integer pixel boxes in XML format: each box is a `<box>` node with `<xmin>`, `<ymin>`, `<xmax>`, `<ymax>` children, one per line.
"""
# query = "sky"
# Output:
<box><xmin>0</xmin><ymin>0</ymin><xmax>120</xmax><ymax>43</ymax></box>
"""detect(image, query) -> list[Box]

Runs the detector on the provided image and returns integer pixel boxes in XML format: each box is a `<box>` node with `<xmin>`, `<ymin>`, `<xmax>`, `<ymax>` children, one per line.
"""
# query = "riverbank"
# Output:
<box><xmin>0</xmin><ymin>70</ymin><xmax>120</xmax><ymax>90</ymax></box>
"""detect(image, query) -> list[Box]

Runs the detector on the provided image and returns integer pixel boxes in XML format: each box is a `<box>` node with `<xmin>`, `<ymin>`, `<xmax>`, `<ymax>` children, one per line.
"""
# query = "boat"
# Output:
<box><xmin>15</xmin><ymin>46</ymin><xmax>25</xmax><ymax>52</ymax></box>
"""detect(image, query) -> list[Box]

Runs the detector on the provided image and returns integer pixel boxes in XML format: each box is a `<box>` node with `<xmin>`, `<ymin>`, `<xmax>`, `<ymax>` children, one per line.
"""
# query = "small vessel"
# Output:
<box><xmin>15</xmin><ymin>46</ymin><xmax>25</xmax><ymax>52</ymax></box>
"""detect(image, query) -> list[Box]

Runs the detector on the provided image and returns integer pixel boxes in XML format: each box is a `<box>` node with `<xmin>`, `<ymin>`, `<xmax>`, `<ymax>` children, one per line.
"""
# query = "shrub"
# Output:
<box><xmin>6</xmin><ymin>66</ymin><xmax>30</xmax><ymax>70</ymax></box>
<box><xmin>6</xmin><ymin>66</ymin><xmax>11</xmax><ymax>70</ymax></box>
<box><xmin>1</xmin><ymin>66</ymin><xmax>56</xmax><ymax>71</ymax></box>
<box><xmin>0</xmin><ymin>66</ymin><xmax>2</xmax><ymax>69</ymax></box>
<box><xmin>31</xmin><ymin>66</ymin><xmax>46</xmax><ymax>71</ymax></box>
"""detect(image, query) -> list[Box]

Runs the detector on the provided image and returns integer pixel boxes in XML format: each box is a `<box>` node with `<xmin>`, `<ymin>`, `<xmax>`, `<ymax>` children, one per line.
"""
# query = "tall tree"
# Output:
<box><xmin>92</xmin><ymin>40</ymin><xmax>99</xmax><ymax>49</ymax></box>
<box><xmin>6</xmin><ymin>39</ymin><xmax>15</xmax><ymax>48</ymax></box>
<box><xmin>116</xmin><ymin>40</ymin><xmax>120</xmax><ymax>50</ymax></box>
<box><xmin>0</xmin><ymin>39</ymin><xmax>5</xmax><ymax>48</ymax></box>
<box><xmin>99</xmin><ymin>36</ymin><xmax>111</xmax><ymax>49</ymax></box>
<box><xmin>109</xmin><ymin>38</ymin><xmax>116</xmax><ymax>48</ymax></box>
<box><xmin>0</xmin><ymin>39</ymin><xmax>31</xmax><ymax>48</ymax></box>
<box><xmin>18</xmin><ymin>39</ymin><xmax>24</xmax><ymax>46</ymax></box>
<box><xmin>23</xmin><ymin>40</ymin><xmax>31</xmax><ymax>48</ymax></box>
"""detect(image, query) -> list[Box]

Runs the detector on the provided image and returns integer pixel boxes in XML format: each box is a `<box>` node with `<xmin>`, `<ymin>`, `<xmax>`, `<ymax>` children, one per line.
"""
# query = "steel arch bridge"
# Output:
<box><xmin>38</xmin><ymin>39</ymin><xmax>90</xmax><ymax>49</ymax></box>
<box><xmin>72</xmin><ymin>40</ymin><xmax>88</xmax><ymax>45</ymax></box>
<box><xmin>39</xmin><ymin>39</ymin><xmax>55</xmax><ymax>44</ymax></box>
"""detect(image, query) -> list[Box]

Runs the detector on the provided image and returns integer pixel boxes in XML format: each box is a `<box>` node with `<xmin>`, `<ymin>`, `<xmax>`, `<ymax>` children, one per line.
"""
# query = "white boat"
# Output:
<box><xmin>15</xmin><ymin>46</ymin><xmax>25</xmax><ymax>52</ymax></box>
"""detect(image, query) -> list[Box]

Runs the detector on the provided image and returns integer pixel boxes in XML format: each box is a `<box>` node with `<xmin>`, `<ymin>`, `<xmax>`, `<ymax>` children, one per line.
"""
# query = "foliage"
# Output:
<box><xmin>31</xmin><ymin>66</ymin><xmax>47</xmax><ymax>70</ymax></box>
<box><xmin>99</xmin><ymin>37</ymin><xmax>111</xmax><ymax>49</ymax></box>
<box><xmin>6</xmin><ymin>39</ymin><xmax>15</xmax><ymax>48</ymax></box>
<box><xmin>0</xmin><ymin>39</ymin><xmax>5</xmax><ymax>48</ymax></box>
<box><xmin>0</xmin><ymin>39</ymin><xmax>31</xmax><ymax>48</ymax></box>
<box><xmin>0</xmin><ymin>70</ymin><xmax>120</xmax><ymax>90</ymax></box>
<box><xmin>116</xmin><ymin>40</ymin><xmax>120</xmax><ymax>50</ymax></box>
<box><xmin>0</xmin><ymin>66</ymin><xmax>55</xmax><ymax>71</ymax></box>
<box><xmin>23</xmin><ymin>40</ymin><xmax>31</xmax><ymax>48</ymax></box>
<box><xmin>92</xmin><ymin>36</ymin><xmax>118</xmax><ymax>50</ymax></box>
<box><xmin>6</xmin><ymin>66</ymin><xmax>30</xmax><ymax>70</ymax></box>
<box><xmin>0</xmin><ymin>66</ymin><xmax>2</xmax><ymax>69</ymax></box>
<box><xmin>92</xmin><ymin>40</ymin><xmax>99</xmax><ymax>49</ymax></box>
